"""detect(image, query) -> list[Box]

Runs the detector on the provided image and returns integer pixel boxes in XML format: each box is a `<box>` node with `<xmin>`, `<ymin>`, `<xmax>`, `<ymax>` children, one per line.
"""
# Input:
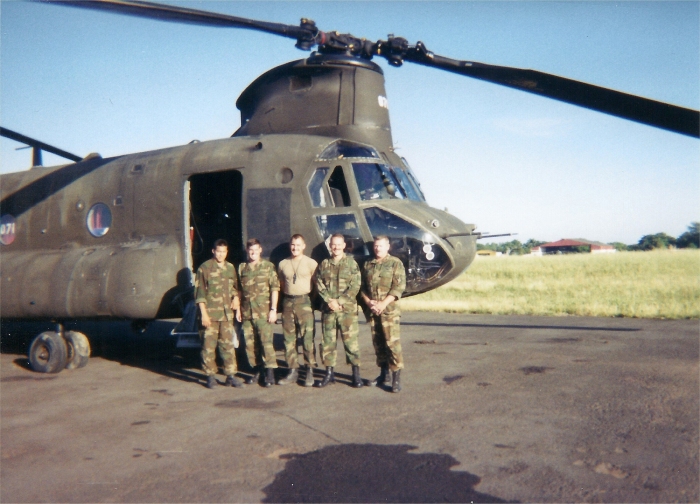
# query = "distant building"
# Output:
<box><xmin>530</xmin><ymin>246</ymin><xmax>543</xmax><ymax>256</ymax></box>
<box><xmin>539</xmin><ymin>239</ymin><xmax>616</xmax><ymax>255</ymax></box>
<box><xmin>476</xmin><ymin>249</ymin><xmax>502</xmax><ymax>257</ymax></box>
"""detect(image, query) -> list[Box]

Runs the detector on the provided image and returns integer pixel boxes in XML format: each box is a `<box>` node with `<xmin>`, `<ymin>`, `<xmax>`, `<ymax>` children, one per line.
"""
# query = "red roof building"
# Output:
<box><xmin>539</xmin><ymin>239</ymin><xmax>615</xmax><ymax>254</ymax></box>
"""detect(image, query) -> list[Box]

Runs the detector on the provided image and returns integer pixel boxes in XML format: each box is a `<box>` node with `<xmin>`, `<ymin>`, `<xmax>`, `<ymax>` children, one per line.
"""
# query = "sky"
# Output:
<box><xmin>1</xmin><ymin>0</ymin><xmax>698</xmax><ymax>245</ymax></box>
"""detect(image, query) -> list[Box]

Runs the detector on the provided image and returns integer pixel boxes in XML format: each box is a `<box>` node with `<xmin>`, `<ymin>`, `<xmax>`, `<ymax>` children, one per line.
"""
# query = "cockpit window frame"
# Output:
<box><xmin>317</xmin><ymin>139</ymin><xmax>380</xmax><ymax>161</ymax></box>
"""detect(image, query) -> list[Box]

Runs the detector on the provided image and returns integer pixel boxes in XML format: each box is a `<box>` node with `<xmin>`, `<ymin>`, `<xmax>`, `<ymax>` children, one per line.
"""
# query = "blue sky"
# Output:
<box><xmin>1</xmin><ymin>1</ymin><xmax>698</xmax><ymax>245</ymax></box>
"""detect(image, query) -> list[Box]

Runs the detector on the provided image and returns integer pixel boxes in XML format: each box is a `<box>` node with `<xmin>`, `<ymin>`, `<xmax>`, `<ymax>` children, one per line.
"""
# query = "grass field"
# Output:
<box><xmin>402</xmin><ymin>249</ymin><xmax>700</xmax><ymax>319</ymax></box>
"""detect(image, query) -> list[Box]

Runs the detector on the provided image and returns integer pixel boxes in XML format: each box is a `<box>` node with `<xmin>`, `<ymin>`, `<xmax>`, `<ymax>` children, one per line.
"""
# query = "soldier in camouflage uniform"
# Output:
<box><xmin>236</xmin><ymin>238</ymin><xmax>280</xmax><ymax>387</ymax></box>
<box><xmin>316</xmin><ymin>233</ymin><xmax>363</xmax><ymax>388</ymax></box>
<box><xmin>277</xmin><ymin>234</ymin><xmax>318</xmax><ymax>387</ymax></box>
<box><xmin>361</xmin><ymin>235</ymin><xmax>407</xmax><ymax>393</ymax></box>
<box><xmin>195</xmin><ymin>239</ymin><xmax>242</xmax><ymax>389</ymax></box>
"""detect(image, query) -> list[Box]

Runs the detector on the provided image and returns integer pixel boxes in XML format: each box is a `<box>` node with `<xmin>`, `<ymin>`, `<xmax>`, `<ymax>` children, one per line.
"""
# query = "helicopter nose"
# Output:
<box><xmin>362</xmin><ymin>206</ymin><xmax>476</xmax><ymax>295</ymax></box>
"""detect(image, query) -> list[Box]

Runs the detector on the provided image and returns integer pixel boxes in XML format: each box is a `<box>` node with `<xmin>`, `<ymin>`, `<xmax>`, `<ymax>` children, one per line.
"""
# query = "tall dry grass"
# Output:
<box><xmin>402</xmin><ymin>249</ymin><xmax>700</xmax><ymax>319</ymax></box>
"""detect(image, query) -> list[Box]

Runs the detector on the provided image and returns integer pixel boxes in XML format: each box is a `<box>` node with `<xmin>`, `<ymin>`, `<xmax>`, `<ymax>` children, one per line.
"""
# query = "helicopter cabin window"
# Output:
<box><xmin>352</xmin><ymin>163</ymin><xmax>405</xmax><ymax>201</ymax></box>
<box><xmin>308</xmin><ymin>168</ymin><xmax>329</xmax><ymax>207</ymax></box>
<box><xmin>86</xmin><ymin>203</ymin><xmax>112</xmax><ymax>237</ymax></box>
<box><xmin>318</xmin><ymin>140</ymin><xmax>380</xmax><ymax>160</ymax></box>
<box><xmin>315</xmin><ymin>213</ymin><xmax>367</xmax><ymax>255</ymax></box>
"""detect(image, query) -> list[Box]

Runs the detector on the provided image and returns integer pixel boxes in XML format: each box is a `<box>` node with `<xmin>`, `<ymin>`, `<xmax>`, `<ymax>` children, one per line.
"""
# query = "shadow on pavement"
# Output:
<box><xmin>262</xmin><ymin>443</ymin><xmax>514</xmax><ymax>503</ymax></box>
<box><xmin>0</xmin><ymin>319</ymin><xmax>294</xmax><ymax>386</ymax></box>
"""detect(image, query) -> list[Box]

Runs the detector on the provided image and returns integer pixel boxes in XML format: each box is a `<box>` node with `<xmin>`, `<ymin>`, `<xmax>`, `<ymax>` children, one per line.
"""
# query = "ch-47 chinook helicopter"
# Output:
<box><xmin>1</xmin><ymin>0</ymin><xmax>698</xmax><ymax>374</ymax></box>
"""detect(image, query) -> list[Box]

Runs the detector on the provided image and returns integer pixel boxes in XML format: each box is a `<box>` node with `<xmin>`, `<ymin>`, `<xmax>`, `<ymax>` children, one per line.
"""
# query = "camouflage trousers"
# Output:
<box><xmin>200</xmin><ymin>320</ymin><xmax>237</xmax><ymax>376</ymax></box>
<box><xmin>321</xmin><ymin>310</ymin><xmax>360</xmax><ymax>367</ymax></box>
<box><xmin>369</xmin><ymin>312</ymin><xmax>403</xmax><ymax>371</ymax></box>
<box><xmin>242</xmin><ymin>317</ymin><xmax>277</xmax><ymax>369</ymax></box>
<box><xmin>282</xmin><ymin>295</ymin><xmax>316</xmax><ymax>368</ymax></box>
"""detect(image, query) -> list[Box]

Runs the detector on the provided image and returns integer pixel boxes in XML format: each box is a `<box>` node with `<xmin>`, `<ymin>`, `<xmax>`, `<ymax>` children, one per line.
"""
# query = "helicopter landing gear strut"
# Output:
<box><xmin>28</xmin><ymin>324</ymin><xmax>90</xmax><ymax>373</ymax></box>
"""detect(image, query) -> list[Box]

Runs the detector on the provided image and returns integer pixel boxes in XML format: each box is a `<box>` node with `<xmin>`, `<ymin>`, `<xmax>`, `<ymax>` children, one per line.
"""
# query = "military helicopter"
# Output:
<box><xmin>1</xmin><ymin>0</ymin><xmax>698</xmax><ymax>374</ymax></box>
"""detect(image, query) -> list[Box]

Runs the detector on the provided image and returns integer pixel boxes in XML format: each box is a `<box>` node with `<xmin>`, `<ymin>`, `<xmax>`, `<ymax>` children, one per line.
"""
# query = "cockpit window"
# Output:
<box><xmin>328</xmin><ymin>166</ymin><xmax>351</xmax><ymax>207</ymax></box>
<box><xmin>308</xmin><ymin>167</ymin><xmax>329</xmax><ymax>208</ymax></box>
<box><xmin>363</xmin><ymin>207</ymin><xmax>450</xmax><ymax>291</ymax></box>
<box><xmin>315</xmin><ymin>213</ymin><xmax>367</xmax><ymax>255</ymax></box>
<box><xmin>352</xmin><ymin>163</ymin><xmax>405</xmax><ymax>201</ymax></box>
<box><xmin>400</xmin><ymin>157</ymin><xmax>426</xmax><ymax>201</ymax></box>
<box><xmin>308</xmin><ymin>166</ymin><xmax>351</xmax><ymax>208</ymax></box>
<box><xmin>390</xmin><ymin>166</ymin><xmax>424</xmax><ymax>201</ymax></box>
<box><xmin>319</xmin><ymin>140</ymin><xmax>379</xmax><ymax>160</ymax></box>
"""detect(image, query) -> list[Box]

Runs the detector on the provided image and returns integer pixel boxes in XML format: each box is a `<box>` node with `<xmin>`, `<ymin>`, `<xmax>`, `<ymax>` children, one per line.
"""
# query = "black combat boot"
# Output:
<box><xmin>304</xmin><ymin>365</ymin><xmax>315</xmax><ymax>387</ymax></box>
<box><xmin>206</xmin><ymin>375</ymin><xmax>217</xmax><ymax>389</ymax></box>
<box><xmin>246</xmin><ymin>366</ymin><xmax>260</xmax><ymax>385</ymax></box>
<box><xmin>391</xmin><ymin>369</ymin><xmax>402</xmax><ymax>393</ymax></box>
<box><xmin>225</xmin><ymin>375</ymin><xmax>243</xmax><ymax>388</ymax></box>
<box><xmin>277</xmin><ymin>368</ymin><xmax>298</xmax><ymax>386</ymax></box>
<box><xmin>369</xmin><ymin>365</ymin><xmax>389</xmax><ymax>387</ymax></box>
<box><xmin>317</xmin><ymin>367</ymin><xmax>335</xmax><ymax>388</ymax></box>
<box><xmin>264</xmin><ymin>367</ymin><xmax>275</xmax><ymax>388</ymax></box>
<box><xmin>351</xmin><ymin>365</ymin><xmax>363</xmax><ymax>388</ymax></box>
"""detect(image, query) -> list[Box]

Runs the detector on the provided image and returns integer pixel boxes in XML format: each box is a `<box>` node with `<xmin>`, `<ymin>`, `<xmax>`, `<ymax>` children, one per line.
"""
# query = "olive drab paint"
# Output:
<box><xmin>0</xmin><ymin>54</ymin><xmax>477</xmax><ymax>322</ymax></box>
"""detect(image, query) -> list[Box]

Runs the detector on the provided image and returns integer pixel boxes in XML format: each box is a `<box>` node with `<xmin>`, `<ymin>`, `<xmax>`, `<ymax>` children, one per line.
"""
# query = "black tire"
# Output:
<box><xmin>28</xmin><ymin>331</ymin><xmax>68</xmax><ymax>373</ymax></box>
<box><xmin>64</xmin><ymin>331</ymin><xmax>90</xmax><ymax>369</ymax></box>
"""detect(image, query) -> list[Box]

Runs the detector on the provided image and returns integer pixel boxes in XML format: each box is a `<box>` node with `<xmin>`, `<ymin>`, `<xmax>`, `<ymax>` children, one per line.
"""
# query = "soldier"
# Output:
<box><xmin>361</xmin><ymin>235</ymin><xmax>407</xmax><ymax>393</ymax></box>
<box><xmin>195</xmin><ymin>239</ymin><xmax>242</xmax><ymax>389</ymax></box>
<box><xmin>236</xmin><ymin>238</ymin><xmax>280</xmax><ymax>387</ymax></box>
<box><xmin>316</xmin><ymin>233</ymin><xmax>363</xmax><ymax>388</ymax></box>
<box><xmin>277</xmin><ymin>234</ymin><xmax>318</xmax><ymax>387</ymax></box>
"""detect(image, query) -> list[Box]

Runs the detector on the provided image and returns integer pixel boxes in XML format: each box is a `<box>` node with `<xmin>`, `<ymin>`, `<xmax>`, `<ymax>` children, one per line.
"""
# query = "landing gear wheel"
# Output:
<box><xmin>28</xmin><ymin>331</ymin><xmax>68</xmax><ymax>373</ymax></box>
<box><xmin>64</xmin><ymin>331</ymin><xmax>91</xmax><ymax>369</ymax></box>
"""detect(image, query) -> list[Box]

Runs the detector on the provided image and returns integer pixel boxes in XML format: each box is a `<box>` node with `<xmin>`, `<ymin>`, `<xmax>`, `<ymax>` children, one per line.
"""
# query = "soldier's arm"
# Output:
<box><xmin>194</xmin><ymin>266</ymin><xmax>207</xmax><ymax>306</ymax></box>
<box><xmin>315</xmin><ymin>262</ymin><xmax>332</xmax><ymax>303</ymax></box>
<box><xmin>310</xmin><ymin>261</ymin><xmax>319</xmax><ymax>297</ymax></box>
<box><xmin>269</xmin><ymin>263</ymin><xmax>281</xmax><ymax>293</ymax></box>
<box><xmin>277</xmin><ymin>264</ymin><xmax>286</xmax><ymax>294</ymax></box>
<box><xmin>268</xmin><ymin>289</ymin><xmax>279</xmax><ymax>323</ymax></box>
<box><xmin>388</xmin><ymin>259</ymin><xmax>407</xmax><ymax>300</ymax></box>
<box><xmin>360</xmin><ymin>265</ymin><xmax>374</xmax><ymax>306</ymax></box>
<box><xmin>230</xmin><ymin>266</ymin><xmax>240</xmax><ymax>310</ymax></box>
<box><xmin>268</xmin><ymin>263</ymin><xmax>280</xmax><ymax>323</ymax></box>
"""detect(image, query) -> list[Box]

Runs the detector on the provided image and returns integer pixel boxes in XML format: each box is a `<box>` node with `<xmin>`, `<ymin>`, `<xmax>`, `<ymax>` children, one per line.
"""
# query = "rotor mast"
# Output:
<box><xmin>48</xmin><ymin>0</ymin><xmax>700</xmax><ymax>138</ymax></box>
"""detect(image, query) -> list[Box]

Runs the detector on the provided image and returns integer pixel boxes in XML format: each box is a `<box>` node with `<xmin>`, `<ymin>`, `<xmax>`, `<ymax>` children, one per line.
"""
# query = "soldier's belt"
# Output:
<box><xmin>284</xmin><ymin>293</ymin><xmax>310</xmax><ymax>299</ymax></box>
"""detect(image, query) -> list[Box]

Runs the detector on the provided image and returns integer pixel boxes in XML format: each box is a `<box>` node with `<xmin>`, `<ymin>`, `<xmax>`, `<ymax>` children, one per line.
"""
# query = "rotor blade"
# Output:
<box><xmin>406</xmin><ymin>51</ymin><xmax>699</xmax><ymax>138</ymax></box>
<box><xmin>1</xmin><ymin>127</ymin><xmax>82</xmax><ymax>163</ymax></box>
<box><xmin>44</xmin><ymin>0</ymin><xmax>312</xmax><ymax>40</ymax></box>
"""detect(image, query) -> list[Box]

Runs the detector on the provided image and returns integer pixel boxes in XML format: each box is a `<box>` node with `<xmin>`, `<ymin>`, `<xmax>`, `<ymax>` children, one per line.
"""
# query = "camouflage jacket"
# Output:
<box><xmin>238</xmin><ymin>260</ymin><xmax>280</xmax><ymax>321</ymax></box>
<box><xmin>362</xmin><ymin>255</ymin><xmax>406</xmax><ymax>315</ymax></box>
<box><xmin>316</xmin><ymin>255</ymin><xmax>361</xmax><ymax>313</ymax></box>
<box><xmin>194</xmin><ymin>259</ymin><xmax>238</xmax><ymax>321</ymax></box>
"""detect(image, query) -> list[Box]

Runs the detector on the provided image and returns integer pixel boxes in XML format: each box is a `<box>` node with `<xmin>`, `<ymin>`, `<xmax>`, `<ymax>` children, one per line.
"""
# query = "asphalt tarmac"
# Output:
<box><xmin>1</xmin><ymin>313</ymin><xmax>698</xmax><ymax>503</ymax></box>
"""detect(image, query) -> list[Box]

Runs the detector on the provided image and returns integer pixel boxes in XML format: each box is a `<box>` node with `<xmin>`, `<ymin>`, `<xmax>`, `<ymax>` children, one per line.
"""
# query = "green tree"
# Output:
<box><xmin>499</xmin><ymin>239</ymin><xmax>524</xmax><ymax>255</ymax></box>
<box><xmin>523</xmin><ymin>239</ymin><xmax>546</xmax><ymax>254</ymax></box>
<box><xmin>608</xmin><ymin>242</ymin><xmax>628</xmax><ymax>252</ymax></box>
<box><xmin>676</xmin><ymin>222</ymin><xmax>699</xmax><ymax>249</ymax></box>
<box><xmin>631</xmin><ymin>233</ymin><xmax>677</xmax><ymax>251</ymax></box>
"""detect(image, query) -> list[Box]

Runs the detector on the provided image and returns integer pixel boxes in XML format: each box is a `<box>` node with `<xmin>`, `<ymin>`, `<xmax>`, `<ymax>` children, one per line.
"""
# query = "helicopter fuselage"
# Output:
<box><xmin>0</xmin><ymin>131</ymin><xmax>476</xmax><ymax>321</ymax></box>
<box><xmin>1</xmin><ymin>54</ymin><xmax>477</xmax><ymax>323</ymax></box>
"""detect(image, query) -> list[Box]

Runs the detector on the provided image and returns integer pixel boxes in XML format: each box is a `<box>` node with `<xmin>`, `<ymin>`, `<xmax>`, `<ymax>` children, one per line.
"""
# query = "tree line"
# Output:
<box><xmin>477</xmin><ymin>222</ymin><xmax>699</xmax><ymax>255</ymax></box>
